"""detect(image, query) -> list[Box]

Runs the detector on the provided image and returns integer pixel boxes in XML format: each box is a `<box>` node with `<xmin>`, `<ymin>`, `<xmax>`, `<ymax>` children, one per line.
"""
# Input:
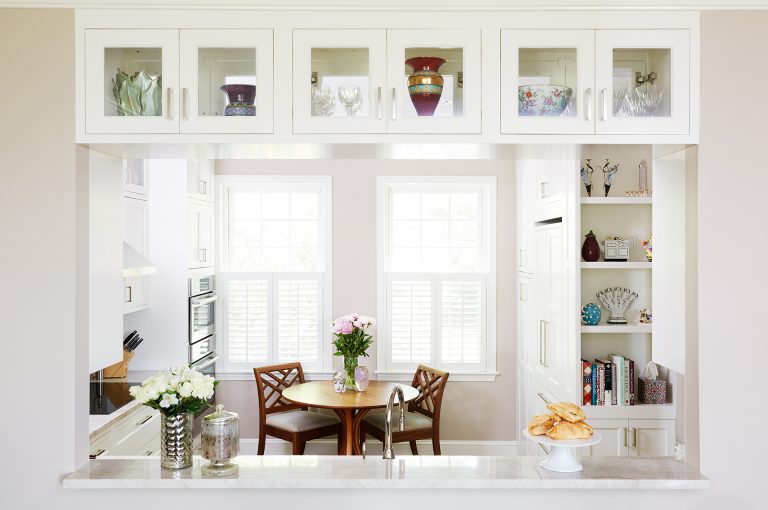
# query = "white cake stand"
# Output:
<box><xmin>522</xmin><ymin>429</ymin><xmax>602</xmax><ymax>473</ymax></box>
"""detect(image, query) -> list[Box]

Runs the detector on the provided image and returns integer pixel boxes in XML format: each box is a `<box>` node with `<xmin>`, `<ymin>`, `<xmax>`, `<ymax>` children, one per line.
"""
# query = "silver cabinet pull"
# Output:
<box><xmin>377</xmin><ymin>86</ymin><xmax>383</xmax><ymax>120</ymax></box>
<box><xmin>623</xmin><ymin>427</ymin><xmax>628</xmax><ymax>448</ymax></box>
<box><xmin>182</xmin><ymin>87</ymin><xmax>188</xmax><ymax>121</ymax></box>
<box><xmin>125</xmin><ymin>285</ymin><xmax>133</xmax><ymax>303</ymax></box>
<box><xmin>600</xmin><ymin>88</ymin><xmax>608</xmax><ymax>121</ymax></box>
<box><xmin>89</xmin><ymin>448</ymin><xmax>106</xmax><ymax>459</ymax></box>
<box><xmin>631</xmin><ymin>427</ymin><xmax>637</xmax><ymax>448</ymax></box>
<box><xmin>198</xmin><ymin>179</ymin><xmax>205</xmax><ymax>195</ymax></box>
<box><xmin>145</xmin><ymin>450</ymin><xmax>154</xmax><ymax>456</ymax></box>
<box><xmin>585</xmin><ymin>88</ymin><xmax>593</xmax><ymax>121</ymax></box>
<box><xmin>519</xmin><ymin>282</ymin><xmax>527</xmax><ymax>302</ymax></box>
<box><xmin>199</xmin><ymin>248</ymin><xmax>205</xmax><ymax>262</ymax></box>
<box><xmin>391</xmin><ymin>87</ymin><xmax>397</xmax><ymax>121</ymax></box>
<box><xmin>538</xmin><ymin>320</ymin><xmax>545</xmax><ymax>365</ymax></box>
<box><xmin>542</xmin><ymin>321</ymin><xmax>549</xmax><ymax>367</ymax></box>
<box><xmin>519</xmin><ymin>249</ymin><xmax>526</xmax><ymax>269</ymax></box>
<box><xmin>166</xmin><ymin>87</ymin><xmax>173</xmax><ymax>120</ymax></box>
<box><xmin>537</xmin><ymin>392</ymin><xmax>550</xmax><ymax>404</ymax></box>
<box><xmin>136</xmin><ymin>415</ymin><xmax>153</xmax><ymax>426</ymax></box>
<box><xmin>540</xmin><ymin>181</ymin><xmax>549</xmax><ymax>198</ymax></box>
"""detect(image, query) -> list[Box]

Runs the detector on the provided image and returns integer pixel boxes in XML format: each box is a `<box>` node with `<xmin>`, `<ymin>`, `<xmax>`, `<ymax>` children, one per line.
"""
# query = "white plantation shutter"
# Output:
<box><xmin>277</xmin><ymin>278</ymin><xmax>321</xmax><ymax>363</ymax></box>
<box><xmin>378</xmin><ymin>177</ymin><xmax>496</xmax><ymax>376</ymax></box>
<box><xmin>389</xmin><ymin>279</ymin><xmax>433</xmax><ymax>363</ymax></box>
<box><xmin>440</xmin><ymin>279</ymin><xmax>484</xmax><ymax>364</ymax></box>
<box><xmin>226</xmin><ymin>279</ymin><xmax>270</xmax><ymax>363</ymax></box>
<box><xmin>219</xmin><ymin>177</ymin><xmax>331</xmax><ymax>373</ymax></box>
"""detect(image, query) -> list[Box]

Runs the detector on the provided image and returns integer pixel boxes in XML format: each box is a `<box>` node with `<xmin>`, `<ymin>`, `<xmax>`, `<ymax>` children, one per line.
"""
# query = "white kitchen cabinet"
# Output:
<box><xmin>85</xmin><ymin>29</ymin><xmax>179</xmax><ymax>134</ymax></box>
<box><xmin>595</xmin><ymin>30</ymin><xmax>690</xmax><ymax>135</ymax></box>
<box><xmin>533</xmin><ymin>160</ymin><xmax>566</xmax><ymax>222</ymax></box>
<box><xmin>515</xmin><ymin>166</ymin><xmax>534</xmax><ymax>274</ymax></box>
<box><xmin>179</xmin><ymin>29</ymin><xmax>273</xmax><ymax>134</ymax></box>
<box><xmin>123</xmin><ymin>196</ymin><xmax>150</xmax><ymax>313</ymax></box>
<box><xmin>187</xmin><ymin>159</ymin><xmax>214</xmax><ymax>203</ymax></box>
<box><xmin>501</xmin><ymin>29</ymin><xmax>690</xmax><ymax>136</ymax></box>
<box><xmin>518</xmin><ymin>275</ymin><xmax>536</xmax><ymax>372</ymax></box>
<box><xmin>292</xmin><ymin>28</ymin><xmax>481</xmax><ymax>134</ymax></box>
<box><xmin>501</xmin><ymin>30</ymin><xmax>595</xmax><ymax>135</ymax></box>
<box><xmin>580</xmin><ymin>418</ymin><xmax>675</xmax><ymax>457</ymax></box>
<box><xmin>123</xmin><ymin>159</ymin><xmax>149</xmax><ymax>198</ymax></box>
<box><xmin>85</xmin><ymin>28</ymin><xmax>273</xmax><ymax>135</ymax></box>
<box><xmin>90</xmin><ymin>404</ymin><xmax>160</xmax><ymax>457</ymax></box>
<box><xmin>188</xmin><ymin>201</ymin><xmax>214</xmax><ymax>269</ymax></box>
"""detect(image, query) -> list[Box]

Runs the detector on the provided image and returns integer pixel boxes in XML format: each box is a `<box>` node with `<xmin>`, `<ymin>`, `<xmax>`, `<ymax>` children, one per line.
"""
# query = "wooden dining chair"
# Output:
<box><xmin>360</xmin><ymin>364</ymin><xmax>449</xmax><ymax>455</ymax></box>
<box><xmin>253</xmin><ymin>362</ymin><xmax>341</xmax><ymax>455</ymax></box>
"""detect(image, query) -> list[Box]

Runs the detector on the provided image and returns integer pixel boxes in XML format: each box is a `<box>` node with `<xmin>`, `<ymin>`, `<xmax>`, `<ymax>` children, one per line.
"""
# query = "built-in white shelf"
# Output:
<box><xmin>581</xmin><ymin>324</ymin><xmax>652</xmax><ymax>334</ymax></box>
<box><xmin>581</xmin><ymin>261</ymin><xmax>652</xmax><ymax>269</ymax></box>
<box><xmin>581</xmin><ymin>197</ymin><xmax>652</xmax><ymax>205</ymax></box>
<box><xmin>583</xmin><ymin>403</ymin><xmax>675</xmax><ymax>420</ymax></box>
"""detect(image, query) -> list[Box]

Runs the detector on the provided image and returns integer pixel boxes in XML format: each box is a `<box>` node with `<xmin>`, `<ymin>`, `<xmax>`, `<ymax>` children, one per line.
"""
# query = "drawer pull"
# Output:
<box><xmin>136</xmin><ymin>415</ymin><xmax>153</xmax><ymax>426</ymax></box>
<box><xmin>537</xmin><ymin>392</ymin><xmax>551</xmax><ymax>404</ymax></box>
<box><xmin>89</xmin><ymin>448</ymin><xmax>105</xmax><ymax>459</ymax></box>
<box><xmin>631</xmin><ymin>427</ymin><xmax>638</xmax><ymax>448</ymax></box>
<box><xmin>145</xmin><ymin>450</ymin><xmax>154</xmax><ymax>456</ymax></box>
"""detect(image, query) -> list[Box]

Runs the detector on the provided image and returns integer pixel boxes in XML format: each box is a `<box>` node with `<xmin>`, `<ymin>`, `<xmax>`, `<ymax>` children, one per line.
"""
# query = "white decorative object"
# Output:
<box><xmin>604</xmin><ymin>238</ymin><xmax>630</xmax><ymax>261</ymax></box>
<box><xmin>596</xmin><ymin>286</ymin><xmax>638</xmax><ymax>324</ymax></box>
<box><xmin>522</xmin><ymin>430</ymin><xmax>603</xmax><ymax>473</ymax></box>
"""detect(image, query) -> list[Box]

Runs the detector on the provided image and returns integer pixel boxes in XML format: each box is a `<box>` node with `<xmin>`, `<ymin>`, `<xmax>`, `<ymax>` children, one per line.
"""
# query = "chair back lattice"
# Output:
<box><xmin>253</xmin><ymin>362</ymin><xmax>307</xmax><ymax>415</ymax></box>
<box><xmin>409</xmin><ymin>364</ymin><xmax>449</xmax><ymax>420</ymax></box>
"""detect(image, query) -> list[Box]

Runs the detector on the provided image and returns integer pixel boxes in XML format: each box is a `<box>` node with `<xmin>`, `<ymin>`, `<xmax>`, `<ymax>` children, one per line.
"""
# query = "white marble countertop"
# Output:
<box><xmin>63</xmin><ymin>455</ymin><xmax>709</xmax><ymax>490</ymax></box>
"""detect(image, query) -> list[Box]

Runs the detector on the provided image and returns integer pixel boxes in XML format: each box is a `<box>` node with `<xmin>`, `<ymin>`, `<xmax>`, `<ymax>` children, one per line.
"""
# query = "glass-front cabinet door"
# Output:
<box><xmin>293</xmin><ymin>29</ymin><xmax>387</xmax><ymax>133</ymax></box>
<box><xmin>179</xmin><ymin>30</ymin><xmax>273</xmax><ymax>134</ymax></box>
<box><xmin>85</xmin><ymin>29</ymin><xmax>179</xmax><ymax>134</ymax></box>
<box><xmin>595</xmin><ymin>30</ymin><xmax>689</xmax><ymax>135</ymax></box>
<box><xmin>501</xmin><ymin>30</ymin><xmax>595</xmax><ymax>134</ymax></box>
<box><xmin>387</xmin><ymin>29</ymin><xmax>481</xmax><ymax>134</ymax></box>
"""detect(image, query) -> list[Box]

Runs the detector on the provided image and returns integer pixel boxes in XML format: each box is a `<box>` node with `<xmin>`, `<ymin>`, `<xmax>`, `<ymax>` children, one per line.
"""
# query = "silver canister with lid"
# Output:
<box><xmin>201</xmin><ymin>404</ymin><xmax>240</xmax><ymax>476</ymax></box>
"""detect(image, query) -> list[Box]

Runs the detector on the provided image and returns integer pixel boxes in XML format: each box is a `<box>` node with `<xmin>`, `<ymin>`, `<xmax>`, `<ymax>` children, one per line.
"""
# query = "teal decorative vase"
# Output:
<box><xmin>581</xmin><ymin>303</ymin><xmax>602</xmax><ymax>326</ymax></box>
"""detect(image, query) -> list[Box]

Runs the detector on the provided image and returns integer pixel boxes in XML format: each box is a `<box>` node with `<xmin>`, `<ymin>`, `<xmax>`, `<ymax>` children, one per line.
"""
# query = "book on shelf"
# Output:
<box><xmin>627</xmin><ymin>358</ymin><xmax>636</xmax><ymax>406</ymax></box>
<box><xmin>582</xmin><ymin>360</ymin><xmax>593</xmax><ymax>406</ymax></box>
<box><xmin>591</xmin><ymin>362</ymin><xmax>597</xmax><ymax>406</ymax></box>
<box><xmin>610</xmin><ymin>354</ymin><xmax>624</xmax><ymax>406</ymax></box>
<box><xmin>593</xmin><ymin>360</ymin><xmax>605</xmax><ymax>406</ymax></box>
<box><xmin>596</xmin><ymin>358</ymin><xmax>614</xmax><ymax>406</ymax></box>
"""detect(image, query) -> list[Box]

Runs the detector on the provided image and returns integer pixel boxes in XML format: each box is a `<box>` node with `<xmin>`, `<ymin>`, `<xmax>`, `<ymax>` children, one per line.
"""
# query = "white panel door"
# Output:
<box><xmin>595</xmin><ymin>30</ymin><xmax>689</xmax><ymax>135</ymax></box>
<box><xmin>518</xmin><ymin>275</ymin><xmax>535</xmax><ymax>372</ymax></box>
<box><xmin>501</xmin><ymin>30</ymin><xmax>595</xmax><ymax>134</ymax></box>
<box><xmin>387</xmin><ymin>29</ymin><xmax>481</xmax><ymax>134</ymax></box>
<box><xmin>187</xmin><ymin>203</ymin><xmax>201</xmax><ymax>269</ymax></box>
<box><xmin>533</xmin><ymin>225</ymin><xmax>549</xmax><ymax>382</ymax></box>
<box><xmin>293</xmin><ymin>29</ymin><xmax>387</xmax><ymax>134</ymax></box>
<box><xmin>628</xmin><ymin>419</ymin><xmax>675</xmax><ymax>457</ymax></box>
<box><xmin>179</xmin><ymin>29</ymin><xmax>273</xmax><ymax>134</ymax></box>
<box><xmin>197</xmin><ymin>204</ymin><xmax>214</xmax><ymax>269</ymax></box>
<box><xmin>123</xmin><ymin>197</ymin><xmax>149</xmax><ymax>312</ymax></box>
<box><xmin>544</xmin><ymin>223</ymin><xmax>565</xmax><ymax>394</ymax></box>
<box><xmin>580</xmin><ymin>419</ymin><xmax>628</xmax><ymax>457</ymax></box>
<box><xmin>187</xmin><ymin>160</ymin><xmax>214</xmax><ymax>203</ymax></box>
<box><xmin>85</xmin><ymin>29</ymin><xmax>179</xmax><ymax>134</ymax></box>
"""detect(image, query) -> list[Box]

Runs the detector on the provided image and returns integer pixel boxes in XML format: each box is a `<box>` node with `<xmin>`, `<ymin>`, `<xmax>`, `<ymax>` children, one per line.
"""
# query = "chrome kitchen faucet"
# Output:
<box><xmin>383</xmin><ymin>385</ymin><xmax>405</xmax><ymax>459</ymax></box>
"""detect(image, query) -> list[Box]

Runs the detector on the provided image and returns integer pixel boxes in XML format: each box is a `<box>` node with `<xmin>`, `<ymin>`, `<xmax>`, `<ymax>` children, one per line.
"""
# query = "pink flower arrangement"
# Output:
<box><xmin>331</xmin><ymin>313</ymin><xmax>376</xmax><ymax>335</ymax></box>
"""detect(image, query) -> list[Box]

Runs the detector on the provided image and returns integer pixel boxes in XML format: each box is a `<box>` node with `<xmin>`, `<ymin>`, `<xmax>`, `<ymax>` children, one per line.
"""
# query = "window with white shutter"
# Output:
<box><xmin>377</xmin><ymin>177</ymin><xmax>496</xmax><ymax>380</ymax></box>
<box><xmin>218</xmin><ymin>177</ymin><xmax>331</xmax><ymax>373</ymax></box>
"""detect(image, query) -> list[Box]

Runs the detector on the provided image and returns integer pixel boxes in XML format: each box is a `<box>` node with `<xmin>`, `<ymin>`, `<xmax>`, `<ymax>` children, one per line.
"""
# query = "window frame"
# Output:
<box><xmin>376</xmin><ymin>176</ymin><xmax>497</xmax><ymax>382</ymax></box>
<box><xmin>216</xmin><ymin>175</ymin><xmax>333</xmax><ymax>376</ymax></box>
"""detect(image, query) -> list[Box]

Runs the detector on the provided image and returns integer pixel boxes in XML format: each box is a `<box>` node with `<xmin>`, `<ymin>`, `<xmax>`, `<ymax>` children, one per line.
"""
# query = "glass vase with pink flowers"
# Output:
<box><xmin>331</xmin><ymin>313</ymin><xmax>375</xmax><ymax>390</ymax></box>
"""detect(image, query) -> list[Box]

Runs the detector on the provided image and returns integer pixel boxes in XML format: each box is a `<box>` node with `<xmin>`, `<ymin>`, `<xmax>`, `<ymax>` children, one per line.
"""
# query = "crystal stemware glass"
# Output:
<box><xmin>311</xmin><ymin>86</ymin><xmax>336</xmax><ymax>116</ymax></box>
<box><xmin>337</xmin><ymin>86</ymin><xmax>363</xmax><ymax>117</ymax></box>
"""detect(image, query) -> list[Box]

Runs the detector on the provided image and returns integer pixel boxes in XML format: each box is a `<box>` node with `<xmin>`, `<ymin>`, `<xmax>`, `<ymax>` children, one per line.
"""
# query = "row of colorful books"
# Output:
<box><xmin>582</xmin><ymin>354</ymin><xmax>635</xmax><ymax>406</ymax></box>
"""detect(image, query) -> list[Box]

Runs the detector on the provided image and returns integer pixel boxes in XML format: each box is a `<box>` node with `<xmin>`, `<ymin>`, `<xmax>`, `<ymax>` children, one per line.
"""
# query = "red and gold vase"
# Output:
<box><xmin>405</xmin><ymin>56</ymin><xmax>446</xmax><ymax>116</ymax></box>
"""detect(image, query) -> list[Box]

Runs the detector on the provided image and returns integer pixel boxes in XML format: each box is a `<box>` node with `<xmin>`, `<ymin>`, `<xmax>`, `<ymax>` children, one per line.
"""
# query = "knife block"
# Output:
<box><xmin>102</xmin><ymin>350</ymin><xmax>135</xmax><ymax>379</ymax></box>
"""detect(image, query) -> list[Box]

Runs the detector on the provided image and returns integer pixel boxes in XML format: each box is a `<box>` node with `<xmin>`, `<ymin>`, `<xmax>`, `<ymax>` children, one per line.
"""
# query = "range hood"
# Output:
<box><xmin>123</xmin><ymin>242</ymin><xmax>157</xmax><ymax>277</ymax></box>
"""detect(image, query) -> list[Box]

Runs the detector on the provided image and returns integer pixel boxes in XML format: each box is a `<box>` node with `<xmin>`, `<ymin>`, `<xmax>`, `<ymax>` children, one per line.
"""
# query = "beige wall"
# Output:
<box><xmin>215</xmin><ymin>158</ymin><xmax>517</xmax><ymax>442</ymax></box>
<box><xmin>3</xmin><ymin>7</ymin><xmax>766</xmax><ymax>510</ymax></box>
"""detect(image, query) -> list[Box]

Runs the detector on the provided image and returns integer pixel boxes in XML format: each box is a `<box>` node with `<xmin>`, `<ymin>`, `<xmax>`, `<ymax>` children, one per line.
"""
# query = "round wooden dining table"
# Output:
<box><xmin>282</xmin><ymin>380</ymin><xmax>419</xmax><ymax>456</ymax></box>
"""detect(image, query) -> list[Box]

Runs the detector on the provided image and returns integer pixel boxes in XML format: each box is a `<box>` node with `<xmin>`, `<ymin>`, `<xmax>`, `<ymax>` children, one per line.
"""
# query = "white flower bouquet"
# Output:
<box><xmin>129</xmin><ymin>365</ymin><xmax>218</xmax><ymax>416</ymax></box>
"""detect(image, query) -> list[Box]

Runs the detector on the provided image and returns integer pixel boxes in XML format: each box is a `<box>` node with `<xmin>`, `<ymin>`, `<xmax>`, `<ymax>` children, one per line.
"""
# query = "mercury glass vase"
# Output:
<box><xmin>160</xmin><ymin>411</ymin><xmax>193</xmax><ymax>470</ymax></box>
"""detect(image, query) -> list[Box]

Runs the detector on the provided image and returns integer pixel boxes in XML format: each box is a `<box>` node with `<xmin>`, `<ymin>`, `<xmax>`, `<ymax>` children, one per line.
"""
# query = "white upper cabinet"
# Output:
<box><xmin>595</xmin><ymin>30</ymin><xmax>690</xmax><ymax>135</ymax></box>
<box><xmin>292</xmin><ymin>28</ymin><xmax>481</xmax><ymax>134</ymax></box>
<box><xmin>85</xmin><ymin>29</ymin><xmax>179</xmax><ymax>134</ymax></box>
<box><xmin>501</xmin><ymin>28</ymin><xmax>690</xmax><ymax>136</ymax></box>
<box><xmin>188</xmin><ymin>201</ymin><xmax>214</xmax><ymax>270</ymax></box>
<box><xmin>123</xmin><ymin>159</ymin><xmax>149</xmax><ymax>198</ymax></box>
<box><xmin>293</xmin><ymin>29</ymin><xmax>387</xmax><ymax>134</ymax></box>
<box><xmin>179</xmin><ymin>29</ymin><xmax>273</xmax><ymax>134</ymax></box>
<box><xmin>501</xmin><ymin>30</ymin><xmax>595</xmax><ymax>135</ymax></box>
<box><xmin>85</xmin><ymin>28</ymin><xmax>273</xmax><ymax>135</ymax></box>
<box><xmin>187</xmin><ymin>159</ymin><xmax>214</xmax><ymax>203</ymax></box>
<box><xmin>387</xmin><ymin>29</ymin><xmax>481</xmax><ymax>134</ymax></box>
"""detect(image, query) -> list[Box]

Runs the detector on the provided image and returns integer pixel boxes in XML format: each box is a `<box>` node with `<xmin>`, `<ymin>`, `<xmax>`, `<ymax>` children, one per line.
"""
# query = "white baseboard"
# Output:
<box><xmin>240</xmin><ymin>438</ymin><xmax>518</xmax><ymax>456</ymax></box>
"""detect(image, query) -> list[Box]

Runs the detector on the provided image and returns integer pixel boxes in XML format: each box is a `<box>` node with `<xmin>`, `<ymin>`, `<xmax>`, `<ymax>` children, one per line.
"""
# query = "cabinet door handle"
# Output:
<box><xmin>600</xmin><ymin>88</ymin><xmax>608</xmax><ymax>121</ymax></box>
<box><xmin>199</xmin><ymin>179</ymin><xmax>204</xmax><ymax>195</ymax></box>
<box><xmin>542</xmin><ymin>321</ymin><xmax>549</xmax><ymax>368</ymax></box>
<box><xmin>125</xmin><ymin>285</ymin><xmax>132</xmax><ymax>303</ymax></box>
<box><xmin>136</xmin><ymin>415</ymin><xmax>153</xmax><ymax>426</ymax></box>
<box><xmin>538</xmin><ymin>320</ymin><xmax>545</xmax><ymax>365</ymax></box>
<box><xmin>519</xmin><ymin>283</ymin><xmax>527</xmax><ymax>302</ymax></box>
<box><xmin>199</xmin><ymin>248</ymin><xmax>205</xmax><ymax>262</ymax></box>
<box><xmin>519</xmin><ymin>249</ymin><xmax>526</xmax><ymax>269</ymax></box>
<box><xmin>182</xmin><ymin>87</ymin><xmax>188</xmax><ymax>121</ymax></box>
<box><xmin>391</xmin><ymin>87</ymin><xmax>397</xmax><ymax>121</ymax></box>
<box><xmin>623</xmin><ymin>427</ymin><xmax>628</xmax><ymax>448</ymax></box>
<box><xmin>631</xmin><ymin>427</ymin><xmax>637</xmax><ymax>448</ymax></box>
<box><xmin>585</xmin><ymin>88</ymin><xmax>593</xmax><ymax>121</ymax></box>
<box><xmin>537</xmin><ymin>392</ymin><xmax>550</xmax><ymax>404</ymax></box>
<box><xmin>145</xmin><ymin>450</ymin><xmax>154</xmax><ymax>456</ymax></box>
<box><xmin>166</xmin><ymin>87</ymin><xmax>173</xmax><ymax>120</ymax></box>
<box><xmin>377</xmin><ymin>86</ymin><xmax>383</xmax><ymax>120</ymax></box>
<box><xmin>540</xmin><ymin>182</ymin><xmax>549</xmax><ymax>198</ymax></box>
<box><xmin>89</xmin><ymin>448</ymin><xmax>106</xmax><ymax>459</ymax></box>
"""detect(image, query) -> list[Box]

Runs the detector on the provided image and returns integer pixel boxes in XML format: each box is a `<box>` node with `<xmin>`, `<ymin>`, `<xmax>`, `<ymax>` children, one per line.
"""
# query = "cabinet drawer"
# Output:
<box><xmin>110</xmin><ymin>412</ymin><xmax>160</xmax><ymax>455</ymax></box>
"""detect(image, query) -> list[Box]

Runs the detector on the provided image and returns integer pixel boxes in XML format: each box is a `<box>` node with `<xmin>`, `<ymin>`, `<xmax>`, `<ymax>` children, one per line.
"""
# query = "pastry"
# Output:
<box><xmin>546</xmin><ymin>420</ymin><xmax>593</xmax><ymax>440</ymax></box>
<box><xmin>527</xmin><ymin>414</ymin><xmax>556</xmax><ymax>436</ymax></box>
<box><xmin>546</xmin><ymin>402</ymin><xmax>586</xmax><ymax>423</ymax></box>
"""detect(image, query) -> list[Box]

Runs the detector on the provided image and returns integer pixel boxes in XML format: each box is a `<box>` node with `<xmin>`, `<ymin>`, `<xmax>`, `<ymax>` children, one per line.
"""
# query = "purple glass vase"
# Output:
<box><xmin>581</xmin><ymin>230</ymin><xmax>601</xmax><ymax>262</ymax></box>
<box><xmin>354</xmin><ymin>366</ymin><xmax>370</xmax><ymax>392</ymax></box>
